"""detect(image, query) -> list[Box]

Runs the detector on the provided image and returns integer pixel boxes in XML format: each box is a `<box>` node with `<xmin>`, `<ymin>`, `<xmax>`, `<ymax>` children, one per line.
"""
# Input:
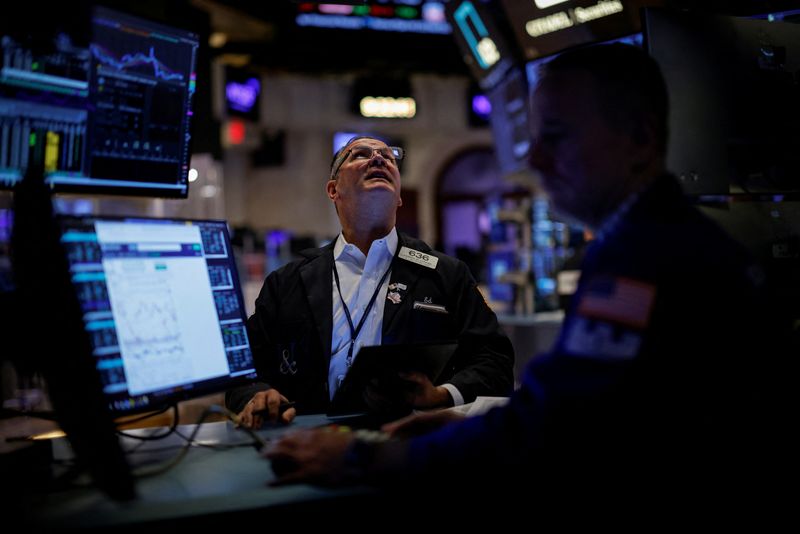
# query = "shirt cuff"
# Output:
<box><xmin>441</xmin><ymin>383</ymin><xmax>464</xmax><ymax>406</ymax></box>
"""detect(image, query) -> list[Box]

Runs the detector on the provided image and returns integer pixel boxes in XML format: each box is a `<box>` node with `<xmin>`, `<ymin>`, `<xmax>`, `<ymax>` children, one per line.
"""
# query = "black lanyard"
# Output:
<box><xmin>332</xmin><ymin>258</ymin><xmax>393</xmax><ymax>368</ymax></box>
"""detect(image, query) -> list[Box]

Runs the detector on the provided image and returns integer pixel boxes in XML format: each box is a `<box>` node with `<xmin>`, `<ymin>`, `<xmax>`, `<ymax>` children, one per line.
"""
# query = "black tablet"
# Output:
<box><xmin>327</xmin><ymin>341</ymin><xmax>458</xmax><ymax>418</ymax></box>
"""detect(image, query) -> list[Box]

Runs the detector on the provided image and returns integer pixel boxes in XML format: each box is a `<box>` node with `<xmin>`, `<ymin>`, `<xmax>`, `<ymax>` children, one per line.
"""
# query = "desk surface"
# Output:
<box><xmin>33</xmin><ymin>415</ymin><xmax>370</xmax><ymax>528</ymax></box>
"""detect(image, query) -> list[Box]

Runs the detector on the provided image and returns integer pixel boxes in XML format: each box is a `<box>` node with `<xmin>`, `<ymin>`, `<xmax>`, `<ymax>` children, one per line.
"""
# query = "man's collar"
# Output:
<box><xmin>333</xmin><ymin>227</ymin><xmax>398</xmax><ymax>261</ymax></box>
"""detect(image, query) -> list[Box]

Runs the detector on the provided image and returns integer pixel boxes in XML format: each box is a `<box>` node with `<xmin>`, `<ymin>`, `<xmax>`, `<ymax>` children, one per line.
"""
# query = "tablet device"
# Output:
<box><xmin>327</xmin><ymin>341</ymin><xmax>458</xmax><ymax>418</ymax></box>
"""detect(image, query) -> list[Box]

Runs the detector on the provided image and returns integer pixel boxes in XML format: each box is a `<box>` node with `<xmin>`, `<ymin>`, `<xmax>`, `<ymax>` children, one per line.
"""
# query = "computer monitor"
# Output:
<box><xmin>643</xmin><ymin>8</ymin><xmax>800</xmax><ymax>195</ymax></box>
<box><xmin>1</xmin><ymin>6</ymin><xmax>198</xmax><ymax>197</ymax></box>
<box><xmin>485</xmin><ymin>67</ymin><xmax>531</xmax><ymax>176</ymax></box>
<box><xmin>57</xmin><ymin>215</ymin><xmax>258</xmax><ymax>414</ymax></box>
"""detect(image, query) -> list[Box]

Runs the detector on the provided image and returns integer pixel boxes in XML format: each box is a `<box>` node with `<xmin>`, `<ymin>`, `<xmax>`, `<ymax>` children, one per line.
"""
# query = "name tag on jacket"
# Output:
<box><xmin>399</xmin><ymin>246</ymin><xmax>439</xmax><ymax>269</ymax></box>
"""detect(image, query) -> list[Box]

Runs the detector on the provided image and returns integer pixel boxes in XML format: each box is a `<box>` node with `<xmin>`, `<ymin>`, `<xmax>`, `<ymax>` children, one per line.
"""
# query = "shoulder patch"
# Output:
<box><xmin>563</xmin><ymin>316</ymin><xmax>642</xmax><ymax>360</ymax></box>
<box><xmin>576</xmin><ymin>276</ymin><xmax>656</xmax><ymax>329</ymax></box>
<box><xmin>398</xmin><ymin>246</ymin><xmax>439</xmax><ymax>269</ymax></box>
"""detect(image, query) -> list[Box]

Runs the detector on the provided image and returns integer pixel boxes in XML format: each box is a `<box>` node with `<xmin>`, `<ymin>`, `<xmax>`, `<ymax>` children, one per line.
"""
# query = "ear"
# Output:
<box><xmin>398</xmin><ymin>195</ymin><xmax>403</xmax><ymax>208</ymax></box>
<box><xmin>326</xmin><ymin>179</ymin><xmax>337</xmax><ymax>201</ymax></box>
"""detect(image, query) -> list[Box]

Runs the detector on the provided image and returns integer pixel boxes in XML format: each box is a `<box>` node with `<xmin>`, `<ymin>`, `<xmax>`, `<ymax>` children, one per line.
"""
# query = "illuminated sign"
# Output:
<box><xmin>295</xmin><ymin>1</ymin><xmax>451</xmax><ymax>34</ymax></box>
<box><xmin>447</xmin><ymin>0</ymin><xmax>514</xmax><ymax>90</ymax></box>
<box><xmin>359</xmin><ymin>96</ymin><xmax>417</xmax><ymax>118</ymax></box>
<box><xmin>225</xmin><ymin>67</ymin><xmax>261</xmax><ymax>120</ymax></box>
<box><xmin>227</xmin><ymin>119</ymin><xmax>245</xmax><ymax>145</ymax></box>
<box><xmin>534</xmin><ymin>0</ymin><xmax>570</xmax><ymax>8</ymax></box>
<box><xmin>472</xmin><ymin>94</ymin><xmax>491</xmax><ymax>118</ymax></box>
<box><xmin>526</xmin><ymin>1</ymin><xmax>624</xmax><ymax>38</ymax></box>
<box><xmin>454</xmin><ymin>1</ymin><xmax>498</xmax><ymax>69</ymax></box>
<box><xmin>225</xmin><ymin>78</ymin><xmax>260</xmax><ymax>113</ymax></box>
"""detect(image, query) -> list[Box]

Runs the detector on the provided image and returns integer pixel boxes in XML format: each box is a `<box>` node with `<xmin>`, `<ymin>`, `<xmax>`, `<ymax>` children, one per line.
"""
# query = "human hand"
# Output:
<box><xmin>264</xmin><ymin>426</ymin><xmax>355</xmax><ymax>486</ymax></box>
<box><xmin>237</xmin><ymin>389</ymin><xmax>296</xmax><ymax>429</ymax></box>
<box><xmin>399</xmin><ymin>371</ymin><xmax>452</xmax><ymax>409</ymax></box>
<box><xmin>381</xmin><ymin>409</ymin><xmax>465</xmax><ymax>438</ymax></box>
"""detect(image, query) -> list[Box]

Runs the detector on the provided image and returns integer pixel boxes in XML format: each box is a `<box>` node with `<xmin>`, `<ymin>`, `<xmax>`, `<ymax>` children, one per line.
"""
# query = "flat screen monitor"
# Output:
<box><xmin>644</xmin><ymin>8</ymin><xmax>800</xmax><ymax>195</ymax></box>
<box><xmin>58</xmin><ymin>215</ymin><xmax>258</xmax><ymax>414</ymax></box>
<box><xmin>1</xmin><ymin>6</ymin><xmax>199</xmax><ymax>197</ymax></box>
<box><xmin>485</xmin><ymin>67</ymin><xmax>531</xmax><ymax>176</ymax></box>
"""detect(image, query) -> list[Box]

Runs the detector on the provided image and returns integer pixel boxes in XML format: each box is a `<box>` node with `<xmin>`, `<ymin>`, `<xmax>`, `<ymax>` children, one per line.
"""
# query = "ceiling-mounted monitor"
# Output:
<box><xmin>499</xmin><ymin>0</ymin><xmax>654</xmax><ymax>62</ymax></box>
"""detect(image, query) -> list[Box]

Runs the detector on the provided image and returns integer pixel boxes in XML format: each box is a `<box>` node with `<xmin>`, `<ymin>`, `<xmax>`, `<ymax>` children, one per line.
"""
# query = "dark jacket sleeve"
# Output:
<box><xmin>224</xmin><ymin>382</ymin><xmax>270</xmax><ymax>414</ymax></box>
<box><xmin>443</xmin><ymin>260</ymin><xmax>515</xmax><ymax>402</ymax></box>
<box><xmin>224</xmin><ymin>272</ymin><xmax>280</xmax><ymax>413</ymax></box>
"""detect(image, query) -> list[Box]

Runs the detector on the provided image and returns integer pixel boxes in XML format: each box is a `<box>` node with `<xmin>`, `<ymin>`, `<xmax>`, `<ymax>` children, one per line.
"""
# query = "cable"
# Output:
<box><xmin>116</xmin><ymin>405</ymin><xmax>179</xmax><ymax>441</ymax></box>
<box><xmin>129</xmin><ymin>404</ymin><xmax>267</xmax><ymax>479</ymax></box>
<box><xmin>210</xmin><ymin>404</ymin><xmax>269</xmax><ymax>450</ymax></box>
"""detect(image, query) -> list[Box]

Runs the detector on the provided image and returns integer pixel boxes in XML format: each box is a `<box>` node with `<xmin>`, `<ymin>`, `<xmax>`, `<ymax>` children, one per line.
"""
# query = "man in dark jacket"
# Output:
<box><xmin>228</xmin><ymin>135</ymin><xmax>514</xmax><ymax>427</ymax></box>
<box><xmin>264</xmin><ymin>44</ymin><xmax>790</xmax><ymax>504</ymax></box>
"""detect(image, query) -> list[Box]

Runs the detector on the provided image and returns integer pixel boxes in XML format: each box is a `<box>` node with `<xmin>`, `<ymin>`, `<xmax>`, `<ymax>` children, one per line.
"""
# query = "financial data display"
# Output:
<box><xmin>59</xmin><ymin>216</ymin><xmax>256</xmax><ymax>413</ymax></box>
<box><xmin>1</xmin><ymin>7</ymin><xmax>198</xmax><ymax>197</ymax></box>
<box><xmin>295</xmin><ymin>1</ymin><xmax>452</xmax><ymax>34</ymax></box>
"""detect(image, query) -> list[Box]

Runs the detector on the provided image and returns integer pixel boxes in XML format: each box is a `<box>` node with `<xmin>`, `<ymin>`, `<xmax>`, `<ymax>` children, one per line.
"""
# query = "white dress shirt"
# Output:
<box><xmin>329</xmin><ymin>228</ymin><xmax>397</xmax><ymax>399</ymax></box>
<box><xmin>327</xmin><ymin>228</ymin><xmax>464</xmax><ymax>406</ymax></box>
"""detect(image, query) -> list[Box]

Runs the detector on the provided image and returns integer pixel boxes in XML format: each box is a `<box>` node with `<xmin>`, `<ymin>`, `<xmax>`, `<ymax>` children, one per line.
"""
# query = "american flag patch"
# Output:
<box><xmin>576</xmin><ymin>276</ymin><xmax>656</xmax><ymax>329</ymax></box>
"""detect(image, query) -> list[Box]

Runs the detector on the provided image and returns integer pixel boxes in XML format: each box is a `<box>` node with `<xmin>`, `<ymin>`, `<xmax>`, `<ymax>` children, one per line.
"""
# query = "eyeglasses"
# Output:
<box><xmin>347</xmin><ymin>145</ymin><xmax>404</xmax><ymax>163</ymax></box>
<box><xmin>330</xmin><ymin>145</ymin><xmax>405</xmax><ymax>180</ymax></box>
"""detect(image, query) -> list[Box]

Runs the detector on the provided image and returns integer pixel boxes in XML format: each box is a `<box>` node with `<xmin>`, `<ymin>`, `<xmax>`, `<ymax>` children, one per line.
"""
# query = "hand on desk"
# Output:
<box><xmin>264</xmin><ymin>426</ymin><xmax>354</xmax><ymax>486</ymax></box>
<box><xmin>237</xmin><ymin>389</ymin><xmax>296</xmax><ymax>429</ymax></box>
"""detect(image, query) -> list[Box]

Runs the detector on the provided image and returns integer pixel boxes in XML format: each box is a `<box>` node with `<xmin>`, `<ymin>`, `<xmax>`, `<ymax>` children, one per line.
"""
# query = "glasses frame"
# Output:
<box><xmin>330</xmin><ymin>145</ymin><xmax>405</xmax><ymax>180</ymax></box>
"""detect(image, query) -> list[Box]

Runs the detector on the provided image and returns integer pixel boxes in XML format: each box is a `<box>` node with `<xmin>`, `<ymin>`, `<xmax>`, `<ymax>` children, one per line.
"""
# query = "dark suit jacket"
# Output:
<box><xmin>227</xmin><ymin>233</ymin><xmax>514</xmax><ymax>414</ymax></box>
